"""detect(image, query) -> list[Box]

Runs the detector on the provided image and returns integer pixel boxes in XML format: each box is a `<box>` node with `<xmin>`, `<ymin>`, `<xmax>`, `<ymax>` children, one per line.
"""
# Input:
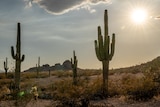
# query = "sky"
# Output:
<box><xmin>0</xmin><ymin>0</ymin><xmax>160</xmax><ymax>72</ymax></box>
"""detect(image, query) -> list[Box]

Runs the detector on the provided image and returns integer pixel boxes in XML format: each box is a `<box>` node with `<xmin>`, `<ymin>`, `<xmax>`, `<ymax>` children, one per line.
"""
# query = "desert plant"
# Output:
<box><xmin>49</xmin><ymin>69</ymin><xmax>51</xmax><ymax>77</ymax></box>
<box><xmin>71</xmin><ymin>50</ymin><xmax>78</xmax><ymax>85</ymax></box>
<box><xmin>4</xmin><ymin>57</ymin><xmax>9</xmax><ymax>78</ymax></box>
<box><xmin>11</xmin><ymin>22</ymin><xmax>25</xmax><ymax>92</ymax></box>
<box><xmin>36</xmin><ymin>56</ymin><xmax>40</xmax><ymax>78</ymax></box>
<box><xmin>94</xmin><ymin>10</ymin><xmax>115</xmax><ymax>97</ymax></box>
<box><xmin>120</xmin><ymin>74</ymin><xmax>158</xmax><ymax>101</ymax></box>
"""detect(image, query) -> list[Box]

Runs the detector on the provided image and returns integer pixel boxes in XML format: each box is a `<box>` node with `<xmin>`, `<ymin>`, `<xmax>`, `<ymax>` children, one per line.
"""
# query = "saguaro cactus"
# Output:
<box><xmin>49</xmin><ymin>69</ymin><xmax>51</xmax><ymax>77</ymax></box>
<box><xmin>71</xmin><ymin>50</ymin><xmax>78</xmax><ymax>85</ymax></box>
<box><xmin>36</xmin><ymin>57</ymin><xmax>40</xmax><ymax>78</ymax></box>
<box><xmin>11</xmin><ymin>23</ymin><xmax>25</xmax><ymax>91</ymax></box>
<box><xmin>94</xmin><ymin>10</ymin><xmax>115</xmax><ymax>97</ymax></box>
<box><xmin>4</xmin><ymin>57</ymin><xmax>9</xmax><ymax>77</ymax></box>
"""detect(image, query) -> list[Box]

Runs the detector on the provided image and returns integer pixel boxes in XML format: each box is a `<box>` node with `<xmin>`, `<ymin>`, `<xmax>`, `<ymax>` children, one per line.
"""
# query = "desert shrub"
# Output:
<box><xmin>21</xmin><ymin>72</ymin><xmax>37</xmax><ymax>79</ymax></box>
<box><xmin>21</xmin><ymin>72</ymin><xmax>50</xmax><ymax>79</ymax></box>
<box><xmin>52</xmin><ymin>71</ymin><xmax>72</xmax><ymax>78</ymax></box>
<box><xmin>50</xmin><ymin>78</ymin><xmax>102</xmax><ymax>100</ymax></box>
<box><xmin>108</xmin><ymin>80</ymin><xmax>122</xmax><ymax>97</ymax></box>
<box><xmin>0</xmin><ymin>72</ymin><xmax>14</xmax><ymax>79</ymax></box>
<box><xmin>78</xmin><ymin>70</ymin><xmax>101</xmax><ymax>77</ymax></box>
<box><xmin>121</xmin><ymin>74</ymin><xmax>159</xmax><ymax>101</ymax></box>
<box><xmin>20</xmin><ymin>80</ymin><xmax>34</xmax><ymax>90</ymax></box>
<box><xmin>0</xmin><ymin>79</ymin><xmax>12</xmax><ymax>88</ymax></box>
<box><xmin>7</xmin><ymin>72</ymin><xmax>14</xmax><ymax>79</ymax></box>
<box><xmin>0</xmin><ymin>73</ymin><xmax>6</xmax><ymax>79</ymax></box>
<box><xmin>48</xmin><ymin>77</ymin><xmax>105</xmax><ymax>106</ymax></box>
<box><xmin>13</xmin><ymin>91</ymin><xmax>33</xmax><ymax>107</ymax></box>
<box><xmin>51</xmin><ymin>79</ymin><xmax>84</xmax><ymax>100</ymax></box>
<box><xmin>87</xmin><ymin>77</ymin><xmax>105</xmax><ymax>100</ymax></box>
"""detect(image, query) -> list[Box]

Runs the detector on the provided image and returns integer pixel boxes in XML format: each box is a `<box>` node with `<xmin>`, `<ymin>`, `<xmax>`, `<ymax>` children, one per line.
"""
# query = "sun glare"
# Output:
<box><xmin>131</xmin><ymin>8</ymin><xmax>148</xmax><ymax>24</ymax></box>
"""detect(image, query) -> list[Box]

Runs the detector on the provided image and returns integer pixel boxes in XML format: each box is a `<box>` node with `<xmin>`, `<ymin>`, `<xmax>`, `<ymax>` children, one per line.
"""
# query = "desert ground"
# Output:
<box><xmin>1</xmin><ymin>70</ymin><xmax>160</xmax><ymax>107</ymax></box>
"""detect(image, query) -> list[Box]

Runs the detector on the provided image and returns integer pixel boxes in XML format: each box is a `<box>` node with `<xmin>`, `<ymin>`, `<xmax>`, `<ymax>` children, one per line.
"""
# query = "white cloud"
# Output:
<box><xmin>24</xmin><ymin>0</ymin><xmax>111</xmax><ymax>15</ymax></box>
<box><xmin>24</xmin><ymin>0</ymin><xmax>33</xmax><ymax>8</ymax></box>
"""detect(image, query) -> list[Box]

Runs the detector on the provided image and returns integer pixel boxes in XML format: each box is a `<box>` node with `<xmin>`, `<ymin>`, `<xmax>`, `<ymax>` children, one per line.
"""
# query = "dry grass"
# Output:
<box><xmin>0</xmin><ymin>69</ymin><xmax>160</xmax><ymax>106</ymax></box>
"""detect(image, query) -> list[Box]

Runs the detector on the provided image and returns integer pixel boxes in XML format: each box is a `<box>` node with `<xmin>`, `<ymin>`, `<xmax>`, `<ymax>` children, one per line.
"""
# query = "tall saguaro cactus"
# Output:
<box><xmin>4</xmin><ymin>57</ymin><xmax>9</xmax><ymax>78</ymax></box>
<box><xmin>71</xmin><ymin>50</ymin><xmax>78</xmax><ymax>85</ymax></box>
<box><xmin>11</xmin><ymin>23</ymin><xmax>25</xmax><ymax>91</ymax></box>
<box><xmin>94</xmin><ymin>10</ymin><xmax>115</xmax><ymax>97</ymax></box>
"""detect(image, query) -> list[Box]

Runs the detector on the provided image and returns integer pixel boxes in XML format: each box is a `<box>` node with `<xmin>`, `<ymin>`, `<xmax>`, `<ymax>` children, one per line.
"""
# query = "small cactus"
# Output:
<box><xmin>4</xmin><ymin>57</ymin><xmax>9</xmax><ymax>78</ymax></box>
<box><xmin>71</xmin><ymin>50</ymin><xmax>78</xmax><ymax>85</ymax></box>
<box><xmin>36</xmin><ymin>57</ymin><xmax>40</xmax><ymax>78</ymax></box>
<box><xmin>11</xmin><ymin>22</ymin><xmax>25</xmax><ymax>91</ymax></box>
<box><xmin>49</xmin><ymin>69</ymin><xmax>51</xmax><ymax>77</ymax></box>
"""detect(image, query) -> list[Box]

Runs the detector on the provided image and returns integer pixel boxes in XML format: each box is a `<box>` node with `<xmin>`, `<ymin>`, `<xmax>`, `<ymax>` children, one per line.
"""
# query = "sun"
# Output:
<box><xmin>131</xmin><ymin>8</ymin><xmax>148</xmax><ymax>24</ymax></box>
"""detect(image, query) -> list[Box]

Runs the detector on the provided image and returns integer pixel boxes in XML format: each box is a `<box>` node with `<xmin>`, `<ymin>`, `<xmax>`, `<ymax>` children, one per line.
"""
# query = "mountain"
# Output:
<box><xmin>24</xmin><ymin>56</ymin><xmax>160</xmax><ymax>73</ymax></box>
<box><xmin>24</xmin><ymin>60</ymin><xmax>72</xmax><ymax>72</ymax></box>
<box><xmin>112</xmin><ymin>56</ymin><xmax>160</xmax><ymax>73</ymax></box>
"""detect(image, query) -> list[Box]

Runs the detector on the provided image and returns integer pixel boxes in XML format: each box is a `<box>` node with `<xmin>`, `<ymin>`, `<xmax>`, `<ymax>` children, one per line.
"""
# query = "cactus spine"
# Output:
<box><xmin>11</xmin><ymin>23</ymin><xmax>25</xmax><ymax>91</ymax></box>
<box><xmin>71</xmin><ymin>50</ymin><xmax>78</xmax><ymax>85</ymax></box>
<box><xmin>94</xmin><ymin>10</ymin><xmax>115</xmax><ymax>97</ymax></box>
<box><xmin>4</xmin><ymin>57</ymin><xmax>9</xmax><ymax>78</ymax></box>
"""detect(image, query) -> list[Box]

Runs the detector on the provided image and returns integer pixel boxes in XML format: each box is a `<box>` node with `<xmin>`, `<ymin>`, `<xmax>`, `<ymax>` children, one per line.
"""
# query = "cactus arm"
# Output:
<box><xmin>71</xmin><ymin>58</ymin><xmax>73</xmax><ymax>64</ymax></box>
<box><xmin>21</xmin><ymin>55</ymin><xmax>25</xmax><ymax>62</ymax></box>
<box><xmin>95</xmin><ymin>40</ymin><xmax>102</xmax><ymax>61</ymax></box>
<box><xmin>73</xmin><ymin>50</ymin><xmax>76</xmax><ymax>63</ymax></box>
<box><xmin>107</xmin><ymin>36</ymin><xmax>110</xmax><ymax>59</ymax></box>
<box><xmin>71</xmin><ymin>58</ymin><xmax>73</xmax><ymax>68</ymax></box>
<box><xmin>4</xmin><ymin>61</ymin><xmax>5</xmax><ymax>69</ymax></box>
<box><xmin>4</xmin><ymin>62</ymin><xmax>8</xmax><ymax>71</ymax></box>
<box><xmin>98</xmin><ymin>26</ymin><xmax>105</xmax><ymax>59</ymax></box>
<box><xmin>109</xmin><ymin>33</ymin><xmax>115</xmax><ymax>60</ymax></box>
<box><xmin>11</xmin><ymin>46</ymin><xmax>16</xmax><ymax>59</ymax></box>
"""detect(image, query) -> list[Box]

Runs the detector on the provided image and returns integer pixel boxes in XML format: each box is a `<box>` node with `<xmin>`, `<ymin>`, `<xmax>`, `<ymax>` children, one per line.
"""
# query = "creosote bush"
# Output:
<box><xmin>121</xmin><ymin>73</ymin><xmax>159</xmax><ymax>101</ymax></box>
<box><xmin>49</xmin><ymin>76</ymin><xmax>105</xmax><ymax>103</ymax></box>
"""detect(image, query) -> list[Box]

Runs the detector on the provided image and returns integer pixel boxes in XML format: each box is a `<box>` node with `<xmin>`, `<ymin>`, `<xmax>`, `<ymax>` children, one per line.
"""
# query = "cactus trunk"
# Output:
<box><xmin>102</xmin><ymin>60</ymin><xmax>109</xmax><ymax>96</ymax></box>
<box><xmin>49</xmin><ymin>69</ymin><xmax>51</xmax><ymax>77</ymax></box>
<box><xmin>15</xmin><ymin>60</ymin><xmax>21</xmax><ymax>90</ymax></box>
<box><xmin>37</xmin><ymin>57</ymin><xmax>40</xmax><ymax>78</ymax></box>
<box><xmin>94</xmin><ymin>10</ymin><xmax>115</xmax><ymax>97</ymax></box>
<box><xmin>11</xmin><ymin>23</ymin><xmax>25</xmax><ymax>91</ymax></box>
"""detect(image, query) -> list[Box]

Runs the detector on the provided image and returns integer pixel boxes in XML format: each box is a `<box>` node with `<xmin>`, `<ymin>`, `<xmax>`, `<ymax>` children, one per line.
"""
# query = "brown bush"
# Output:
<box><xmin>121</xmin><ymin>74</ymin><xmax>159</xmax><ymax>101</ymax></box>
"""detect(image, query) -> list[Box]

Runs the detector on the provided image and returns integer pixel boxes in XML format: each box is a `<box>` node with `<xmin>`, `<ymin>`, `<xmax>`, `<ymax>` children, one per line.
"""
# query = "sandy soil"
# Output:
<box><xmin>1</xmin><ymin>97</ymin><xmax>160</xmax><ymax>107</ymax></box>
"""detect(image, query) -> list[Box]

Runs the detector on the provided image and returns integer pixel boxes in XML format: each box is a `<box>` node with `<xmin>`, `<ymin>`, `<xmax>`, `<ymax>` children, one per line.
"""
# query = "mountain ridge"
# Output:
<box><xmin>23</xmin><ymin>56</ymin><xmax>160</xmax><ymax>73</ymax></box>
<box><xmin>112</xmin><ymin>56</ymin><xmax>160</xmax><ymax>73</ymax></box>
<box><xmin>24</xmin><ymin>60</ymin><xmax>72</xmax><ymax>72</ymax></box>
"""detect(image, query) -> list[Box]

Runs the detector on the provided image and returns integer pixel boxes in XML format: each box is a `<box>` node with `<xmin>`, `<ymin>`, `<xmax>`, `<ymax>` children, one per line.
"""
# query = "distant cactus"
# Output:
<box><xmin>49</xmin><ymin>69</ymin><xmax>51</xmax><ymax>77</ymax></box>
<box><xmin>94</xmin><ymin>10</ymin><xmax>115</xmax><ymax>97</ymax></box>
<box><xmin>71</xmin><ymin>50</ymin><xmax>78</xmax><ymax>85</ymax></box>
<box><xmin>11</xmin><ymin>23</ymin><xmax>25</xmax><ymax>91</ymax></box>
<box><xmin>4</xmin><ymin>57</ymin><xmax>9</xmax><ymax>78</ymax></box>
<box><xmin>36</xmin><ymin>57</ymin><xmax>40</xmax><ymax>78</ymax></box>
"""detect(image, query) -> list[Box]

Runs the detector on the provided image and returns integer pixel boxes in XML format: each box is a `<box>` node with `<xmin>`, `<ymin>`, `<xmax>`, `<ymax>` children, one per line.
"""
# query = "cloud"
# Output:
<box><xmin>24</xmin><ymin>0</ymin><xmax>33</xmax><ymax>8</ymax></box>
<box><xmin>155</xmin><ymin>16</ymin><xmax>160</xmax><ymax>20</ymax></box>
<box><xmin>25</xmin><ymin>0</ymin><xmax>111</xmax><ymax>15</ymax></box>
